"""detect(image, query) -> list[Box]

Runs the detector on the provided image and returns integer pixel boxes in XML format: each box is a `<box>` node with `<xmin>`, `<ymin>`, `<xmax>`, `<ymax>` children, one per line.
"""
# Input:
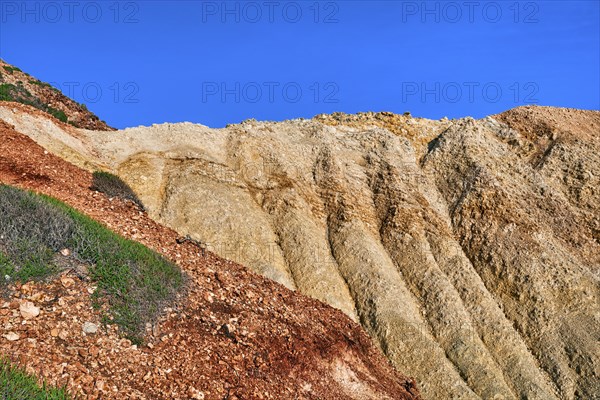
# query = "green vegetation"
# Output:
<box><xmin>29</xmin><ymin>79</ymin><xmax>51</xmax><ymax>88</ymax></box>
<box><xmin>0</xmin><ymin>185</ymin><xmax>183</xmax><ymax>343</ymax></box>
<box><xmin>91</xmin><ymin>171</ymin><xmax>145</xmax><ymax>210</ymax></box>
<box><xmin>2</xmin><ymin>66</ymin><xmax>21</xmax><ymax>74</ymax></box>
<box><xmin>48</xmin><ymin>109</ymin><xmax>68</xmax><ymax>123</ymax></box>
<box><xmin>0</xmin><ymin>83</ymin><xmax>68</xmax><ymax>123</ymax></box>
<box><xmin>0</xmin><ymin>83</ymin><xmax>21</xmax><ymax>102</ymax></box>
<box><xmin>0</xmin><ymin>357</ymin><xmax>70</xmax><ymax>400</ymax></box>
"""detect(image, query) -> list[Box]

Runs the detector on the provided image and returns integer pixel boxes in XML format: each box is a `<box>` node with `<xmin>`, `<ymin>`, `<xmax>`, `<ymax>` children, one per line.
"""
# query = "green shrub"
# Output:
<box><xmin>47</xmin><ymin>108</ymin><xmax>68</xmax><ymax>123</ymax></box>
<box><xmin>2</xmin><ymin>66</ymin><xmax>21</xmax><ymax>74</ymax></box>
<box><xmin>0</xmin><ymin>84</ymin><xmax>18</xmax><ymax>101</ymax></box>
<box><xmin>0</xmin><ymin>185</ymin><xmax>183</xmax><ymax>343</ymax></box>
<box><xmin>91</xmin><ymin>171</ymin><xmax>145</xmax><ymax>210</ymax></box>
<box><xmin>0</xmin><ymin>357</ymin><xmax>70</xmax><ymax>400</ymax></box>
<box><xmin>0</xmin><ymin>84</ymin><xmax>70</xmax><ymax>124</ymax></box>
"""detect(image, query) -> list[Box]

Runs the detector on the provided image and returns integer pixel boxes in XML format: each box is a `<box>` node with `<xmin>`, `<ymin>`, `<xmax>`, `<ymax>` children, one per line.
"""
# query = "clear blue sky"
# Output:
<box><xmin>1</xmin><ymin>1</ymin><xmax>599</xmax><ymax>128</ymax></box>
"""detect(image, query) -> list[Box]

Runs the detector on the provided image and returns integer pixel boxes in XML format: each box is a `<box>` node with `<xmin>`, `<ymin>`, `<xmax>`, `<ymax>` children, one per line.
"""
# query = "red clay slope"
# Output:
<box><xmin>0</xmin><ymin>118</ymin><xmax>420</xmax><ymax>399</ymax></box>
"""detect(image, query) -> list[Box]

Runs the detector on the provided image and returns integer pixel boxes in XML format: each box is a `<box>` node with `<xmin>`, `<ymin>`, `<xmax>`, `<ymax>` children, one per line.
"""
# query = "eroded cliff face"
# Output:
<box><xmin>1</xmin><ymin>103</ymin><xmax>598</xmax><ymax>399</ymax></box>
<box><xmin>0</xmin><ymin>119</ymin><xmax>421</xmax><ymax>400</ymax></box>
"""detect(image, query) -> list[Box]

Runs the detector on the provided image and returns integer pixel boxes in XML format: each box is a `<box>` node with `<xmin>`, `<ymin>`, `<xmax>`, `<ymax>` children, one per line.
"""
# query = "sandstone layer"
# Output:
<box><xmin>1</xmin><ymin>103</ymin><xmax>598</xmax><ymax>399</ymax></box>
<box><xmin>0</xmin><ymin>118</ymin><xmax>420</xmax><ymax>399</ymax></box>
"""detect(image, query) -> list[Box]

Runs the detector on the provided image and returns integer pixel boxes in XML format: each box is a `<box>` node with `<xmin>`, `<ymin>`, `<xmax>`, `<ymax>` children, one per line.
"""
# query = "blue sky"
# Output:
<box><xmin>1</xmin><ymin>1</ymin><xmax>599</xmax><ymax>128</ymax></box>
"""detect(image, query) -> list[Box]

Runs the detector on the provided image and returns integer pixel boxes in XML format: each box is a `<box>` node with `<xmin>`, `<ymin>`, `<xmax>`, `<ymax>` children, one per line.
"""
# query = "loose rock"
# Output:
<box><xmin>4</xmin><ymin>332</ymin><xmax>20</xmax><ymax>341</ymax></box>
<box><xmin>19</xmin><ymin>301</ymin><xmax>40</xmax><ymax>319</ymax></box>
<box><xmin>82</xmin><ymin>322</ymin><xmax>98</xmax><ymax>334</ymax></box>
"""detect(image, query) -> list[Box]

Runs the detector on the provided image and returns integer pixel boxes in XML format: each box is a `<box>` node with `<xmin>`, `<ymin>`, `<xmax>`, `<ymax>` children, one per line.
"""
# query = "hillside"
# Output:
<box><xmin>0</xmin><ymin>119</ymin><xmax>420</xmax><ymax>399</ymax></box>
<box><xmin>0</xmin><ymin>60</ymin><xmax>113</xmax><ymax>131</ymax></box>
<box><xmin>0</xmin><ymin>62</ymin><xmax>598</xmax><ymax>399</ymax></box>
<box><xmin>4</xmin><ymin>102</ymin><xmax>599</xmax><ymax>399</ymax></box>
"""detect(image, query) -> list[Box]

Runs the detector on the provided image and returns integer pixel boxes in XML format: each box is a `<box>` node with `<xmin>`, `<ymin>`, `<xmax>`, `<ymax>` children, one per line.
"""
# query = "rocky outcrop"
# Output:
<box><xmin>0</xmin><ymin>119</ymin><xmax>420</xmax><ymax>400</ymax></box>
<box><xmin>0</xmin><ymin>60</ymin><xmax>113</xmax><ymax>130</ymax></box>
<box><xmin>1</xmin><ymin>103</ymin><xmax>598</xmax><ymax>399</ymax></box>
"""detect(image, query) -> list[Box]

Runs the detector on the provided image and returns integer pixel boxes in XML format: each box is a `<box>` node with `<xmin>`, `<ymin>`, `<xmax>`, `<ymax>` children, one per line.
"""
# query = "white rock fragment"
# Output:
<box><xmin>82</xmin><ymin>322</ymin><xmax>98</xmax><ymax>334</ymax></box>
<box><xmin>4</xmin><ymin>332</ymin><xmax>19</xmax><ymax>341</ymax></box>
<box><xmin>19</xmin><ymin>301</ymin><xmax>40</xmax><ymax>319</ymax></box>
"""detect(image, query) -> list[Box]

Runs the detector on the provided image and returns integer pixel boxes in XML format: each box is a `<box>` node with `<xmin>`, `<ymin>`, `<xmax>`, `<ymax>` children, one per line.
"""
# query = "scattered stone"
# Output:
<box><xmin>20</xmin><ymin>282</ymin><xmax>34</xmax><ymax>294</ymax></box>
<box><xmin>220</xmin><ymin>323</ymin><xmax>235</xmax><ymax>338</ymax></box>
<box><xmin>50</xmin><ymin>328</ymin><xmax>59</xmax><ymax>337</ymax></box>
<box><xmin>89</xmin><ymin>346</ymin><xmax>100</xmax><ymax>357</ymax></box>
<box><xmin>19</xmin><ymin>301</ymin><xmax>40</xmax><ymax>319</ymax></box>
<box><xmin>60</xmin><ymin>276</ymin><xmax>75</xmax><ymax>288</ymax></box>
<box><xmin>204</xmin><ymin>292</ymin><xmax>214</xmax><ymax>303</ymax></box>
<box><xmin>82</xmin><ymin>322</ymin><xmax>98</xmax><ymax>334</ymax></box>
<box><xmin>29</xmin><ymin>292</ymin><xmax>44</xmax><ymax>302</ymax></box>
<box><xmin>60</xmin><ymin>248</ymin><xmax>71</xmax><ymax>257</ymax></box>
<box><xmin>4</xmin><ymin>332</ymin><xmax>19</xmax><ymax>341</ymax></box>
<box><xmin>188</xmin><ymin>386</ymin><xmax>205</xmax><ymax>399</ymax></box>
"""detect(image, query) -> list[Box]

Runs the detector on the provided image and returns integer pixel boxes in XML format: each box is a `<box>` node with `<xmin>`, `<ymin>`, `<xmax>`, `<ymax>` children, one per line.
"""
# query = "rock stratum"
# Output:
<box><xmin>0</xmin><ymin>113</ymin><xmax>420</xmax><ymax>399</ymax></box>
<box><xmin>0</xmin><ymin>98</ymin><xmax>598</xmax><ymax>398</ymax></box>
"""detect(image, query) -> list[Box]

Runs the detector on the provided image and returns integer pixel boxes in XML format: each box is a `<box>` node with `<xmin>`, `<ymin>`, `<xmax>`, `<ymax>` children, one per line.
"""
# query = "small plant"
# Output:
<box><xmin>91</xmin><ymin>171</ymin><xmax>145</xmax><ymax>210</ymax></box>
<box><xmin>0</xmin><ymin>357</ymin><xmax>70</xmax><ymax>399</ymax></box>
<box><xmin>0</xmin><ymin>84</ymin><xmax>18</xmax><ymax>101</ymax></box>
<box><xmin>47</xmin><ymin>108</ymin><xmax>68</xmax><ymax>123</ymax></box>
<box><xmin>0</xmin><ymin>185</ymin><xmax>183</xmax><ymax>343</ymax></box>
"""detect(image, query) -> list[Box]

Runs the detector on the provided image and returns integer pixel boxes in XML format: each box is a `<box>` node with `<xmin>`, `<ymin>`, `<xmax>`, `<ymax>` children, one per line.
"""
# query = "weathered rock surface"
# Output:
<box><xmin>1</xmin><ymin>103</ymin><xmax>598</xmax><ymax>399</ymax></box>
<box><xmin>0</xmin><ymin>115</ymin><xmax>420</xmax><ymax>400</ymax></box>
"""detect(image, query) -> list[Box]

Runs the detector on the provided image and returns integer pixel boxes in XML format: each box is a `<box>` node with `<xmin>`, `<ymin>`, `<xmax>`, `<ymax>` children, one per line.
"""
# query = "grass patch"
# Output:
<box><xmin>2</xmin><ymin>66</ymin><xmax>21</xmax><ymax>74</ymax></box>
<box><xmin>29</xmin><ymin>80</ymin><xmax>52</xmax><ymax>88</ymax></box>
<box><xmin>0</xmin><ymin>185</ymin><xmax>183</xmax><ymax>343</ymax></box>
<box><xmin>0</xmin><ymin>357</ymin><xmax>70</xmax><ymax>400</ymax></box>
<box><xmin>91</xmin><ymin>171</ymin><xmax>145</xmax><ymax>210</ymax></box>
<box><xmin>47</xmin><ymin>108</ymin><xmax>68</xmax><ymax>123</ymax></box>
<box><xmin>0</xmin><ymin>84</ymin><xmax>68</xmax><ymax>123</ymax></box>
